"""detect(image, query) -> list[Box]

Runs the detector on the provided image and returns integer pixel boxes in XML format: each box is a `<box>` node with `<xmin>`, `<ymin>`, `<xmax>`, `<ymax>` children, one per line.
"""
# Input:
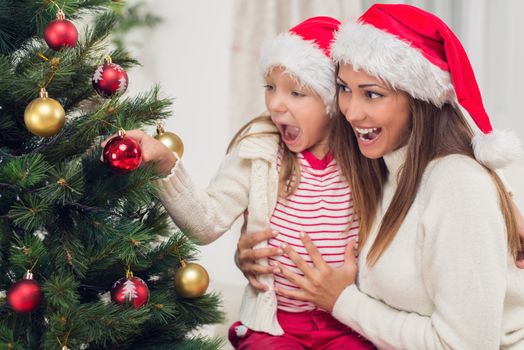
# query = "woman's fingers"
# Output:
<box><xmin>274</xmin><ymin>285</ymin><xmax>311</xmax><ymax>302</ymax></box>
<box><xmin>273</xmin><ymin>263</ymin><xmax>310</xmax><ymax>295</ymax></box>
<box><xmin>240</xmin><ymin>261</ymin><xmax>276</xmax><ymax>275</ymax></box>
<box><xmin>344</xmin><ymin>239</ymin><xmax>358</xmax><ymax>265</ymax></box>
<box><xmin>517</xmin><ymin>249</ymin><xmax>524</xmax><ymax>269</ymax></box>
<box><xmin>247</xmin><ymin>274</ymin><xmax>269</xmax><ymax>292</ymax></box>
<box><xmin>299</xmin><ymin>232</ymin><xmax>328</xmax><ymax>272</ymax></box>
<box><xmin>239</xmin><ymin>246</ymin><xmax>282</xmax><ymax>261</ymax></box>
<box><xmin>238</xmin><ymin>230</ymin><xmax>277</xmax><ymax>250</ymax></box>
<box><xmin>279</xmin><ymin>244</ymin><xmax>316</xmax><ymax>281</ymax></box>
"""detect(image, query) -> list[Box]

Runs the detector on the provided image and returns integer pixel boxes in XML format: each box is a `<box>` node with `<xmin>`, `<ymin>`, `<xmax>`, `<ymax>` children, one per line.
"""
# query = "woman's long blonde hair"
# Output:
<box><xmin>332</xmin><ymin>96</ymin><xmax>521</xmax><ymax>266</ymax></box>
<box><xmin>227</xmin><ymin>112</ymin><xmax>306</xmax><ymax>197</ymax></box>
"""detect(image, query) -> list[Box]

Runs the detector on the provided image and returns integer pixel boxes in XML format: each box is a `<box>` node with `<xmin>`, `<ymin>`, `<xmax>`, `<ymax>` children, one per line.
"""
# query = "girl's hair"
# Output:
<box><xmin>332</xmin><ymin>92</ymin><xmax>521</xmax><ymax>266</ymax></box>
<box><xmin>227</xmin><ymin>112</ymin><xmax>302</xmax><ymax>197</ymax></box>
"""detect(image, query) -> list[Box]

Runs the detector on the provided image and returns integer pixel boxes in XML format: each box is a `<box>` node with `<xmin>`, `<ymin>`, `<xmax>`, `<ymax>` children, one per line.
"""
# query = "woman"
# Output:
<box><xmin>236</xmin><ymin>4</ymin><xmax>524</xmax><ymax>349</ymax></box>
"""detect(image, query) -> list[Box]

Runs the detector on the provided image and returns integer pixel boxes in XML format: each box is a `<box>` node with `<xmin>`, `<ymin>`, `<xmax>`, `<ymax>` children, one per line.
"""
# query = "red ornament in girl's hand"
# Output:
<box><xmin>7</xmin><ymin>273</ymin><xmax>42</xmax><ymax>313</ymax></box>
<box><xmin>44</xmin><ymin>14</ymin><xmax>78</xmax><ymax>50</ymax></box>
<box><xmin>103</xmin><ymin>135</ymin><xmax>142</xmax><ymax>173</ymax></box>
<box><xmin>110</xmin><ymin>276</ymin><xmax>149</xmax><ymax>308</ymax></box>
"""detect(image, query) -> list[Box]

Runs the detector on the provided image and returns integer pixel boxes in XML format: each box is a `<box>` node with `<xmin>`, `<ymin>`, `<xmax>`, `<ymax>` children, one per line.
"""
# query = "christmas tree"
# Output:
<box><xmin>0</xmin><ymin>1</ymin><xmax>224</xmax><ymax>349</ymax></box>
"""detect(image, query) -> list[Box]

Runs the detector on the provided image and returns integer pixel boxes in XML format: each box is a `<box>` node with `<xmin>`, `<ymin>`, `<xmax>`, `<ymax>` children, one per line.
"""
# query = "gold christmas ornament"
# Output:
<box><xmin>154</xmin><ymin>124</ymin><xmax>184</xmax><ymax>158</ymax></box>
<box><xmin>174</xmin><ymin>261</ymin><xmax>209</xmax><ymax>298</ymax></box>
<box><xmin>24</xmin><ymin>88</ymin><xmax>65</xmax><ymax>137</ymax></box>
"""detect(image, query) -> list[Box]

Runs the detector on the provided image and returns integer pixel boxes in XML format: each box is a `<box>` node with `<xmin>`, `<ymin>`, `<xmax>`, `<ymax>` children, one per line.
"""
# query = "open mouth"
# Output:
<box><xmin>279</xmin><ymin>124</ymin><xmax>301</xmax><ymax>145</ymax></box>
<box><xmin>355</xmin><ymin>127</ymin><xmax>382</xmax><ymax>142</ymax></box>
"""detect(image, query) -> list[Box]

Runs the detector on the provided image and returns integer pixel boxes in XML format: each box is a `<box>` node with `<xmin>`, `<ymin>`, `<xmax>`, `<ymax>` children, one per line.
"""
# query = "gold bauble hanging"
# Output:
<box><xmin>174</xmin><ymin>261</ymin><xmax>209</xmax><ymax>298</ymax></box>
<box><xmin>24</xmin><ymin>88</ymin><xmax>65</xmax><ymax>137</ymax></box>
<box><xmin>154</xmin><ymin>124</ymin><xmax>184</xmax><ymax>158</ymax></box>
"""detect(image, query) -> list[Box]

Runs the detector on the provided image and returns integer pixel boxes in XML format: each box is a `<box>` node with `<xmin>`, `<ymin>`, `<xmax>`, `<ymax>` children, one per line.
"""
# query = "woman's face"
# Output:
<box><xmin>337</xmin><ymin>64</ymin><xmax>411</xmax><ymax>159</ymax></box>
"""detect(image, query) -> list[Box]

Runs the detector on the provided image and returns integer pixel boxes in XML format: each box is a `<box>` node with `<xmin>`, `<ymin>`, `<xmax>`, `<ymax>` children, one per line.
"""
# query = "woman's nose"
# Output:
<box><xmin>344</xmin><ymin>99</ymin><xmax>366</xmax><ymax>123</ymax></box>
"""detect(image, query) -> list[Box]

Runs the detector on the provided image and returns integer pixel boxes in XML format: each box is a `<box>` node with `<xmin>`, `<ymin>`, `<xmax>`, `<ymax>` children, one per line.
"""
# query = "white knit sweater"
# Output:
<box><xmin>332</xmin><ymin>147</ymin><xmax>524</xmax><ymax>349</ymax></box>
<box><xmin>155</xmin><ymin>121</ymin><xmax>286</xmax><ymax>335</ymax></box>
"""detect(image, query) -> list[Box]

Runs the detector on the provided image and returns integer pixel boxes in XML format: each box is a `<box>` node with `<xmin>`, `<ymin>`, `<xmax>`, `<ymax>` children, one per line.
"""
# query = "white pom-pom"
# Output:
<box><xmin>235</xmin><ymin>325</ymin><xmax>249</xmax><ymax>338</ymax></box>
<box><xmin>472</xmin><ymin>130</ymin><xmax>523</xmax><ymax>169</ymax></box>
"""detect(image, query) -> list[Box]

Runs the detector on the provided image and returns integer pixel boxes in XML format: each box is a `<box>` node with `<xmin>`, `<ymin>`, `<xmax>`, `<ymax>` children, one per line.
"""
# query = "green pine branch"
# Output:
<box><xmin>0</xmin><ymin>1</ymin><xmax>224</xmax><ymax>348</ymax></box>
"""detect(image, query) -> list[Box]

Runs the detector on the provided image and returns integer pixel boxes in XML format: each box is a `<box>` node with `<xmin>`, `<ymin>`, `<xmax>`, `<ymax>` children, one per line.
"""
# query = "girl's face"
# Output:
<box><xmin>265</xmin><ymin>67</ymin><xmax>330</xmax><ymax>158</ymax></box>
<box><xmin>337</xmin><ymin>64</ymin><xmax>411</xmax><ymax>159</ymax></box>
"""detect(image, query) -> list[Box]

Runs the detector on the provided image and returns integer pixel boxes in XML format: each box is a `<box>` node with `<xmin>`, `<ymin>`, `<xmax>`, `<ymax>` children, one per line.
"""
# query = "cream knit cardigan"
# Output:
<box><xmin>155</xmin><ymin>121</ymin><xmax>285</xmax><ymax>335</ymax></box>
<box><xmin>332</xmin><ymin>147</ymin><xmax>524</xmax><ymax>349</ymax></box>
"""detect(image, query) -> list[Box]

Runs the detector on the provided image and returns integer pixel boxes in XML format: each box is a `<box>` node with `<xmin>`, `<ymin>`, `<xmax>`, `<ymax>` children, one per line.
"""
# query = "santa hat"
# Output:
<box><xmin>260</xmin><ymin>16</ymin><xmax>341</xmax><ymax>115</ymax></box>
<box><xmin>331</xmin><ymin>4</ymin><xmax>522</xmax><ymax>169</ymax></box>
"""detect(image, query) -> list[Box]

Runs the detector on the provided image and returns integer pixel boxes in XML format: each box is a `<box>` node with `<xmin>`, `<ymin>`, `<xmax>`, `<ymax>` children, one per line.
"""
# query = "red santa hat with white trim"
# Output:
<box><xmin>331</xmin><ymin>4</ymin><xmax>522</xmax><ymax>169</ymax></box>
<box><xmin>260</xmin><ymin>16</ymin><xmax>341</xmax><ymax>115</ymax></box>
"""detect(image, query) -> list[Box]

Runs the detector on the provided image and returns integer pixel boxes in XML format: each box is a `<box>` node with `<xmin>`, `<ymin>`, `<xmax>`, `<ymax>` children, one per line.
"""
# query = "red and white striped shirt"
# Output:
<box><xmin>268</xmin><ymin>148</ymin><xmax>358</xmax><ymax>312</ymax></box>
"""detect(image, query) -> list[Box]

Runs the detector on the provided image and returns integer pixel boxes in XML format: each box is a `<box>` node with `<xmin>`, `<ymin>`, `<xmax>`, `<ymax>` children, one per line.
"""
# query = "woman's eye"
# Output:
<box><xmin>337</xmin><ymin>83</ymin><xmax>350</xmax><ymax>93</ymax></box>
<box><xmin>291</xmin><ymin>91</ymin><xmax>305</xmax><ymax>97</ymax></box>
<box><xmin>366</xmin><ymin>91</ymin><xmax>382</xmax><ymax>99</ymax></box>
<box><xmin>263</xmin><ymin>84</ymin><xmax>274</xmax><ymax>91</ymax></box>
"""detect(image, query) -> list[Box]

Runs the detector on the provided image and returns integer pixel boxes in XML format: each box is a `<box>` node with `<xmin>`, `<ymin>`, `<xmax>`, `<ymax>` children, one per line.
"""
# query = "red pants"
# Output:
<box><xmin>228</xmin><ymin>309</ymin><xmax>376</xmax><ymax>349</ymax></box>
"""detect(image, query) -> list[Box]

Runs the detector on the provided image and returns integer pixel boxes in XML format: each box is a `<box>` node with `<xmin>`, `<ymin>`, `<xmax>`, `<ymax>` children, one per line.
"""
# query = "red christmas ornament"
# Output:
<box><xmin>7</xmin><ymin>271</ymin><xmax>42</xmax><ymax>313</ymax></box>
<box><xmin>92</xmin><ymin>56</ymin><xmax>128</xmax><ymax>98</ymax></box>
<box><xmin>102</xmin><ymin>131</ymin><xmax>142</xmax><ymax>173</ymax></box>
<box><xmin>110</xmin><ymin>275</ymin><xmax>149</xmax><ymax>309</ymax></box>
<box><xmin>44</xmin><ymin>10</ymin><xmax>78</xmax><ymax>51</ymax></box>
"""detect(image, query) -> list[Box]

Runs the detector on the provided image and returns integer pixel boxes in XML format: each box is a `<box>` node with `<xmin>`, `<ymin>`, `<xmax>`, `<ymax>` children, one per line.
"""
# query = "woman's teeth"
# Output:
<box><xmin>355</xmin><ymin>127</ymin><xmax>380</xmax><ymax>141</ymax></box>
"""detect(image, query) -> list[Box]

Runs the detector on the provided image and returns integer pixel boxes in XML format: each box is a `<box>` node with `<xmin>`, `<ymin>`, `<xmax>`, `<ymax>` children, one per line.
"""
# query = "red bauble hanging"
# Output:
<box><xmin>7</xmin><ymin>271</ymin><xmax>42</xmax><ymax>313</ymax></box>
<box><xmin>44</xmin><ymin>10</ymin><xmax>78</xmax><ymax>51</ymax></box>
<box><xmin>110</xmin><ymin>274</ymin><xmax>149</xmax><ymax>309</ymax></box>
<box><xmin>102</xmin><ymin>130</ymin><xmax>142</xmax><ymax>173</ymax></box>
<box><xmin>92</xmin><ymin>56</ymin><xmax>128</xmax><ymax>98</ymax></box>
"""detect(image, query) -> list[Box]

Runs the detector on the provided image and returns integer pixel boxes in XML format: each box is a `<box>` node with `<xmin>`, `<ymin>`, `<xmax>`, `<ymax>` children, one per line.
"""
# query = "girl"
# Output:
<box><xmin>269</xmin><ymin>4</ymin><xmax>524</xmax><ymax>349</ymax></box>
<box><xmin>103</xmin><ymin>17</ymin><xmax>374</xmax><ymax>349</ymax></box>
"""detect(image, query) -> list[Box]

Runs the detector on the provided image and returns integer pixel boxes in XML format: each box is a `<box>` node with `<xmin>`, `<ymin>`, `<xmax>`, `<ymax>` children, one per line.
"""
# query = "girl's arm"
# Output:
<box><xmin>102</xmin><ymin>129</ymin><xmax>253</xmax><ymax>245</ymax></box>
<box><xmin>155</xmin><ymin>144</ymin><xmax>252</xmax><ymax>245</ymax></box>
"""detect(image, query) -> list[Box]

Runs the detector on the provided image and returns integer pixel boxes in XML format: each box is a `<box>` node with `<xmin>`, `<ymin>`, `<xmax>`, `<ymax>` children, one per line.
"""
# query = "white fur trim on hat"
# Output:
<box><xmin>472</xmin><ymin>130</ymin><xmax>523</xmax><ymax>169</ymax></box>
<box><xmin>331</xmin><ymin>21</ymin><xmax>455</xmax><ymax>107</ymax></box>
<box><xmin>260</xmin><ymin>33</ymin><xmax>336</xmax><ymax>115</ymax></box>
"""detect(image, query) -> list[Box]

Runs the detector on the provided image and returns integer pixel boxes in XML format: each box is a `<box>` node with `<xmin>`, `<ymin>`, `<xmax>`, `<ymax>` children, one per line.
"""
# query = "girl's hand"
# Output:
<box><xmin>100</xmin><ymin>129</ymin><xmax>177</xmax><ymax>176</ymax></box>
<box><xmin>236</xmin><ymin>229</ymin><xmax>282</xmax><ymax>292</ymax></box>
<box><xmin>273</xmin><ymin>233</ymin><xmax>358</xmax><ymax>312</ymax></box>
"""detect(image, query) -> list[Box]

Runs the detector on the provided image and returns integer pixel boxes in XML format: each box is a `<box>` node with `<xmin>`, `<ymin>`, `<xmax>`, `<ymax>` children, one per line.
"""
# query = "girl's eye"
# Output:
<box><xmin>291</xmin><ymin>91</ymin><xmax>305</xmax><ymax>97</ymax></box>
<box><xmin>337</xmin><ymin>83</ymin><xmax>350</xmax><ymax>93</ymax></box>
<box><xmin>263</xmin><ymin>84</ymin><xmax>274</xmax><ymax>91</ymax></box>
<box><xmin>366</xmin><ymin>91</ymin><xmax>383</xmax><ymax>99</ymax></box>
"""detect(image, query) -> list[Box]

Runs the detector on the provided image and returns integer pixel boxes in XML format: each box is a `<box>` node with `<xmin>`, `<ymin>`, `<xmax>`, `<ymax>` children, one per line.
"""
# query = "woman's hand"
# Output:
<box><xmin>517</xmin><ymin>227</ymin><xmax>524</xmax><ymax>269</ymax></box>
<box><xmin>273</xmin><ymin>233</ymin><xmax>358</xmax><ymax>312</ymax></box>
<box><xmin>509</xmin><ymin>197</ymin><xmax>524</xmax><ymax>268</ymax></box>
<box><xmin>236</xmin><ymin>229</ymin><xmax>282</xmax><ymax>292</ymax></box>
<box><xmin>101</xmin><ymin>129</ymin><xmax>177</xmax><ymax>176</ymax></box>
